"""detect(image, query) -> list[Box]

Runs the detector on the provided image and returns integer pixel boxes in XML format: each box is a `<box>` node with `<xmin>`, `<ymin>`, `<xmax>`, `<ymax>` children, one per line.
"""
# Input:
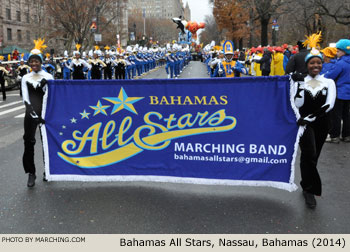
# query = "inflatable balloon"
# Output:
<box><xmin>185</xmin><ymin>21</ymin><xmax>205</xmax><ymax>40</ymax></box>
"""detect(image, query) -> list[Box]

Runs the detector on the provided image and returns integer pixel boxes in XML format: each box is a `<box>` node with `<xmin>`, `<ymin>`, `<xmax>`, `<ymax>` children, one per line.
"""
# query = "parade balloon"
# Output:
<box><xmin>185</xmin><ymin>21</ymin><xmax>206</xmax><ymax>40</ymax></box>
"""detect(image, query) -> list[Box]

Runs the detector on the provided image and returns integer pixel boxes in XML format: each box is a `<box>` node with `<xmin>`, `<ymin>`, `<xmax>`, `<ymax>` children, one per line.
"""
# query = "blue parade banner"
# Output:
<box><xmin>41</xmin><ymin>76</ymin><xmax>300</xmax><ymax>191</ymax></box>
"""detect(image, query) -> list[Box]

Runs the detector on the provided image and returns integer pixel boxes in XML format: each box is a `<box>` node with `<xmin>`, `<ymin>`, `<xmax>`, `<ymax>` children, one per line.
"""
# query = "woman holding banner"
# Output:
<box><xmin>22</xmin><ymin>39</ymin><xmax>54</xmax><ymax>187</ymax></box>
<box><xmin>292</xmin><ymin>33</ymin><xmax>336</xmax><ymax>209</ymax></box>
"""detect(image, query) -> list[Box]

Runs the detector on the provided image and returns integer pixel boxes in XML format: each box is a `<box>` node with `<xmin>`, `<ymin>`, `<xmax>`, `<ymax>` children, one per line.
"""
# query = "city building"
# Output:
<box><xmin>128</xmin><ymin>0</ymin><xmax>185</xmax><ymax>19</ymax></box>
<box><xmin>184</xmin><ymin>1</ymin><xmax>191</xmax><ymax>20</ymax></box>
<box><xmin>0</xmin><ymin>0</ymin><xmax>129</xmax><ymax>56</ymax></box>
<box><xmin>0</xmin><ymin>0</ymin><xmax>35</xmax><ymax>54</ymax></box>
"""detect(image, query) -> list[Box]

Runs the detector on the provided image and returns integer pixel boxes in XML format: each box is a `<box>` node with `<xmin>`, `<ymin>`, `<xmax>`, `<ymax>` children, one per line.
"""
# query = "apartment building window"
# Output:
<box><xmin>26</xmin><ymin>30</ymin><xmax>30</xmax><ymax>42</ymax></box>
<box><xmin>6</xmin><ymin>8</ymin><xmax>11</xmax><ymax>20</ymax></box>
<box><xmin>25</xmin><ymin>12</ymin><xmax>30</xmax><ymax>23</ymax></box>
<box><xmin>16</xmin><ymin>11</ymin><xmax>21</xmax><ymax>21</ymax></box>
<box><xmin>7</xmin><ymin>28</ymin><xmax>12</xmax><ymax>41</ymax></box>
<box><xmin>17</xmin><ymin>30</ymin><xmax>22</xmax><ymax>42</ymax></box>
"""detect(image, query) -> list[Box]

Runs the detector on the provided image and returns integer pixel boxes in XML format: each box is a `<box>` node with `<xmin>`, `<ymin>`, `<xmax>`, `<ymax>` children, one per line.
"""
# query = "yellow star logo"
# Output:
<box><xmin>103</xmin><ymin>87</ymin><xmax>144</xmax><ymax>115</ymax></box>
<box><xmin>89</xmin><ymin>100</ymin><xmax>110</xmax><ymax>116</ymax></box>
<box><xmin>80</xmin><ymin>110</ymin><xmax>90</xmax><ymax>119</ymax></box>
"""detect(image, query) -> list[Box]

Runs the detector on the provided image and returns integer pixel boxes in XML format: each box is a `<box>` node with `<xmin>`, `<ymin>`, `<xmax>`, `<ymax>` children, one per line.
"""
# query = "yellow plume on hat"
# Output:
<box><xmin>213</xmin><ymin>45</ymin><xmax>222</xmax><ymax>51</ymax></box>
<box><xmin>303</xmin><ymin>31</ymin><xmax>322</xmax><ymax>48</ymax></box>
<box><xmin>94</xmin><ymin>45</ymin><xmax>100</xmax><ymax>50</ymax></box>
<box><xmin>46</xmin><ymin>53</ymin><xmax>50</xmax><ymax>58</ymax></box>
<box><xmin>75</xmin><ymin>44</ymin><xmax>81</xmax><ymax>51</ymax></box>
<box><xmin>104</xmin><ymin>45</ymin><xmax>110</xmax><ymax>50</ymax></box>
<box><xmin>33</xmin><ymin>38</ymin><xmax>47</xmax><ymax>52</ymax></box>
<box><xmin>0</xmin><ymin>55</ymin><xmax>4</xmax><ymax>61</ymax></box>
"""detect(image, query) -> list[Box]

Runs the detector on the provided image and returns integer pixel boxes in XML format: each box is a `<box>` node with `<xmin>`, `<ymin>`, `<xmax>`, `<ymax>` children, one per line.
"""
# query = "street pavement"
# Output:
<box><xmin>0</xmin><ymin>61</ymin><xmax>349</xmax><ymax>234</ymax></box>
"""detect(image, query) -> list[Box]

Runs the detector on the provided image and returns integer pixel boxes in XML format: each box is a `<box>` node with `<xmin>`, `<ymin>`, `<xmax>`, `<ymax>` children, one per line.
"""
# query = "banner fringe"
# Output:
<box><xmin>45</xmin><ymin>174</ymin><xmax>298</xmax><ymax>192</ymax></box>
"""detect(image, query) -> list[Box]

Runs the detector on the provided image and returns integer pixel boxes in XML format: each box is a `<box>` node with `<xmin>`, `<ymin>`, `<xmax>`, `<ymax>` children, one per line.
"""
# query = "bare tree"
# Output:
<box><xmin>199</xmin><ymin>15</ymin><xmax>224</xmax><ymax>46</ymax></box>
<box><xmin>44</xmin><ymin>0</ymin><xmax>121</xmax><ymax>51</ymax></box>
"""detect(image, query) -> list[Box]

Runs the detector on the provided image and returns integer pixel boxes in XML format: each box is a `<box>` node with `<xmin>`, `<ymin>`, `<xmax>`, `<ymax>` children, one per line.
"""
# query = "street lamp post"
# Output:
<box><xmin>133</xmin><ymin>23</ymin><xmax>136</xmax><ymax>42</ymax></box>
<box><xmin>272</xmin><ymin>19</ymin><xmax>279</xmax><ymax>46</ymax></box>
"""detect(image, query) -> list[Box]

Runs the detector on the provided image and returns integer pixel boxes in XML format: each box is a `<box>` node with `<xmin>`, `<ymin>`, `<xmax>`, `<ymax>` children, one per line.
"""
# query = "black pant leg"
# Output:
<box><xmin>299</xmin><ymin>124</ymin><xmax>322</xmax><ymax>196</ymax></box>
<box><xmin>329</xmin><ymin>99</ymin><xmax>343</xmax><ymax>138</ymax></box>
<box><xmin>23</xmin><ymin>114</ymin><xmax>39</xmax><ymax>174</ymax></box>
<box><xmin>314</xmin><ymin>117</ymin><xmax>329</xmax><ymax>160</ymax></box>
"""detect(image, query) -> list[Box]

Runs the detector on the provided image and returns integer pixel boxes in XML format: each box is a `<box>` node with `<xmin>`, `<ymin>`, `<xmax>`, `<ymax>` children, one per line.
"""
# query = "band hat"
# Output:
<box><xmin>73</xmin><ymin>44</ymin><xmax>81</xmax><ymax>56</ymax></box>
<box><xmin>305</xmin><ymin>48</ymin><xmax>323</xmax><ymax>63</ymax></box>
<box><xmin>303</xmin><ymin>32</ymin><xmax>323</xmax><ymax>63</ymax></box>
<box><xmin>28</xmin><ymin>38</ymin><xmax>47</xmax><ymax>62</ymax></box>
<box><xmin>223</xmin><ymin>40</ymin><xmax>234</xmax><ymax>54</ymax></box>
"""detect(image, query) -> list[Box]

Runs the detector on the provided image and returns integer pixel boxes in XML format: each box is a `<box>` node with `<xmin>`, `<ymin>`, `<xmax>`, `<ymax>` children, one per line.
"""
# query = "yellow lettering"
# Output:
<box><xmin>144</xmin><ymin>112</ymin><xmax>168</xmax><ymax>132</ymax></box>
<box><xmin>164</xmin><ymin>114</ymin><xmax>178</xmax><ymax>129</ymax></box>
<box><xmin>118</xmin><ymin>117</ymin><xmax>133</xmax><ymax>146</ymax></box>
<box><xmin>177</xmin><ymin>113</ymin><xmax>195</xmax><ymax>128</ymax></box>
<box><xmin>194</xmin><ymin>96</ymin><xmax>207</xmax><ymax>105</ymax></box>
<box><xmin>170</xmin><ymin>96</ymin><xmax>182</xmax><ymax>105</ymax></box>
<box><xmin>183</xmin><ymin>96</ymin><xmax>194</xmax><ymax>105</ymax></box>
<box><xmin>220</xmin><ymin>95</ymin><xmax>228</xmax><ymax>105</ymax></box>
<box><xmin>149</xmin><ymin>96</ymin><xmax>159</xmax><ymax>105</ymax></box>
<box><xmin>102</xmin><ymin>120</ymin><xmax>118</xmax><ymax>150</ymax></box>
<box><xmin>208</xmin><ymin>96</ymin><xmax>219</xmax><ymax>105</ymax></box>
<box><xmin>202</xmin><ymin>109</ymin><xmax>227</xmax><ymax>126</ymax></box>
<box><xmin>62</xmin><ymin>123</ymin><xmax>102</xmax><ymax>155</ymax></box>
<box><xmin>160</xmin><ymin>96</ymin><xmax>170</xmax><ymax>105</ymax></box>
<box><xmin>133</xmin><ymin>125</ymin><xmax>170</xmax><ymax>150</ymax></box>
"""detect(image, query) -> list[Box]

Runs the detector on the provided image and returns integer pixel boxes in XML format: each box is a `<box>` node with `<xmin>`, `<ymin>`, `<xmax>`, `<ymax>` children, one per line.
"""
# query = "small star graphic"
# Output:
<box><xmin>103</xmin><ymin>87</ymin><xmax>144</xmax><ymax>115</ymax></box>
<box><xmin>70</xmin><ymin>117</ymin><xmax>77</xmax><ymax>123</ymax></box>
<box><xmin>89</xmin><ymin>100</ymin><xmax>110</xmax><ymax>116</ymax></box>
<box><xmin>59</xmin><ymin>132</ymin><xmax>63</xmax><ymax>136</ymax></box>
<box><xmin>62</xmin><ymin>125</ymin><xmax>66</xmax><ymax>129</ymax></box>
<box><xmin>80</xmin><ymin>110</ymin><xmax>90</xmax><ymax>119</ymax></box>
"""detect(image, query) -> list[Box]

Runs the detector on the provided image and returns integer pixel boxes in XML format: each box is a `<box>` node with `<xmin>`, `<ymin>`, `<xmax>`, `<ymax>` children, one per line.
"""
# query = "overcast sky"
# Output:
<box><xmin>185</xmin><ymin>0</ymin><xmax>213</xmax><ymax>23</ymax></box>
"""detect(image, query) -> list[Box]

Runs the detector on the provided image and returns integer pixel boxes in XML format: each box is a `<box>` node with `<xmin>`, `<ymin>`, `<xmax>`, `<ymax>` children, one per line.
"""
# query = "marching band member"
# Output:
<box><xmin>61</xmin><ymin>50</ymin><xmax>72</xmax><ymax>80</ymax></box>
<box><xmin>0</xmin><ymin>59</ymin><xmax>10</xmax><ymax>101</ymax></box>
<box><xmin>103</xmin><ymin>50</ymin><xmax>113</xmax><ymax>79</ymax></box>
<box><xmin>21</xmin><ymin>39</ymin><xmax>54</xmax><ymax>187</ymax></box>
<box><xmin>213</xmin><ymin>40</ymin><xmax>248</xmax><ymax>77</ymax></box>
<box><xmin>113</xmin><ymin>53</ymin><xmax>127</xmax><ymax>79</ymax></box>
<box><xmin>292</xmin><ymin>33</ymin><xmax>336</xmax><ymax>208</ymax></box>
<box><xmin>87</xmin><ymin>48</ymin><xmax>106</xmax><ymax>80</ymax></box>
<box><xmin>16</xmin><ymin>59</ymin><xmax>31</xmax><ymax>96</ymax></box>
<box><xmin>69</xmin><ymin>44</ymin><xmax>91</xmax><ymax>80</ymax></box>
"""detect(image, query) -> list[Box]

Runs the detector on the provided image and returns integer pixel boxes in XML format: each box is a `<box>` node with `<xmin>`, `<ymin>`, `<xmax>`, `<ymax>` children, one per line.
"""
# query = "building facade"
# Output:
<box><xmin>184</xmin><ymin>1</ymin><xmax>191</xmax><ymax>20</ymax></box>
<box><xmin>0</xmin><ymin>0</ymin><xmax>130</xmax><ymax>55</ymax></box>
<box><xmin>128</xmin><ymin>0</ymin><xmax>185</xmax><ymax>19</ymax></box>
<box><xmin>0</xmin><ymin>0</ymin><xmax>35</xmax><ymax>53</ymax></box>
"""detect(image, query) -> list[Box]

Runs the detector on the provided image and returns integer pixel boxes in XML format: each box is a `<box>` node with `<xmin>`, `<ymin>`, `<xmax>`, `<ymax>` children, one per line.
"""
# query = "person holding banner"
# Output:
<box><xmin>292</xmin><ymin>34</ymin><xmax>336</xmax><ymax>209</ymax></box>
<box><xmin>21</xmin><ymin>39</ymin><xmax>54</xmax><ymax>187</ymax></box>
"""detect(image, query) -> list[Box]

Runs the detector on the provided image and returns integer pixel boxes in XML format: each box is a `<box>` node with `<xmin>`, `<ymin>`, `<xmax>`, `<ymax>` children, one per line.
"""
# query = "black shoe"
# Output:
<box><xmin>43</xmin><ymin>172</ymin><xmax>48</xmax><ymax>182</ymax></box>
<box><xmin>303</xmin><ymin>191</ymin><xmax>316</xmax><ymax>209</ymax></box>
<box><xmin>27</xmin><ymin>174</ymin><xmax>36</xmax><ymax>187</ymax></box>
